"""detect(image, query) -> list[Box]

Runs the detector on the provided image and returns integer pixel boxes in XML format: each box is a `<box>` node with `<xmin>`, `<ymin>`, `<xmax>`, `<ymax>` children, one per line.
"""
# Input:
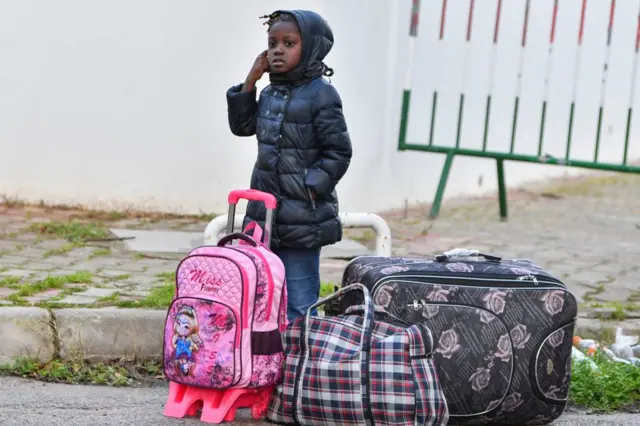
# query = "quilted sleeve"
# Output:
<box><xmin>226</xmin><ymin>83</ymin><xmax>258</xmax><ymax>137</ymax></box>
<box><xmin>304</xmin><ymin>84</ymin><xmax>353</xmax><ymax>196</ymax></box>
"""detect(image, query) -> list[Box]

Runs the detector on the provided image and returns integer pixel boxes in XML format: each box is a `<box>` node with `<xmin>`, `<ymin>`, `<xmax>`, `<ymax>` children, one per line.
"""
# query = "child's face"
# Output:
<box><xmin>267</xmin><ymin>20</ymin><xmax>302</xmax><ymax>73</ymax></box>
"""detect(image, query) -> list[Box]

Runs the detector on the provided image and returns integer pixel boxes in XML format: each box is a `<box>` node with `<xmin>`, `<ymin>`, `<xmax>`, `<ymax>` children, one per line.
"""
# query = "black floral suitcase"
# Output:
<box><xmin>336</xmin><ymin>249</ymin><xmax>578</xmax><ymax>426</ymax></box>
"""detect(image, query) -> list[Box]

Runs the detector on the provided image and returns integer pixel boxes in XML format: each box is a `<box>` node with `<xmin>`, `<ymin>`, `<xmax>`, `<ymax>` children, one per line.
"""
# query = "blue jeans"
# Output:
<box><xmin>273</xmin><ymin>247</ymin><xmax>321</xmax><ymax>323</ymax></box>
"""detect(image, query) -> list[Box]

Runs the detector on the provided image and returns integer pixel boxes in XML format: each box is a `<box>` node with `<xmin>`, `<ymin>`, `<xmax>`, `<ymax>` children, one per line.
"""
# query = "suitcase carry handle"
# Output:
<box><xmin>305</xmin><ymin>283</ymin><xmax>375</xmax><ymax>351</ymax></box>
<box><xmin>226</xmin><ymin>189</ymin><xmax>276</xmax><ymax>249</ymax></box>
<box><xmin>217</xmin><ymin>233</ymin><xmax>259</xmax><ymax>247</ymax></box>
<box><xmin>435</xmin><ymin>248</ymin><xmax>502</xmax><ymax>263</ymax></box>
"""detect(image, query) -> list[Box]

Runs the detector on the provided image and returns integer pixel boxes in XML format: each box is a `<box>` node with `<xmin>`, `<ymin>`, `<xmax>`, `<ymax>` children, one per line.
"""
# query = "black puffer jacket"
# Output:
<box><xmin>226</xmin><ymin>10</ymin><xmax>352</xmax><ymax>250</ymax></box>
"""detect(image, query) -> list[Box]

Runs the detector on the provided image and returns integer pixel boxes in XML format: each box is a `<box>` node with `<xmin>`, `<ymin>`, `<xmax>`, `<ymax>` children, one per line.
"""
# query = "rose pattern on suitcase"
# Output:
<box><xmin>341</xmin><ymin>256</ymin><xmax>578</xmax><ymax>426</ymax></box>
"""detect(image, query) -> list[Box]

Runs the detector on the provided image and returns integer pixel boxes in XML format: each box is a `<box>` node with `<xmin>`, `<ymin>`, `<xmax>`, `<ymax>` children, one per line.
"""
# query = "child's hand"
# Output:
<box><xmin>247</xmin><ymin>50</ymin><xmax>270</xmax><ymax>83</ymax></box>
<box><xmin>242</xmin><ymin>50</ymin><xmax>269</xmax><ymax>93</ymax></box>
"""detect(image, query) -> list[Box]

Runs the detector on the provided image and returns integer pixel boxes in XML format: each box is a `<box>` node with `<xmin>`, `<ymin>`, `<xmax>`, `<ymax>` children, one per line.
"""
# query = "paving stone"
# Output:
<box><xmin>98</xmin><ymin>269</ymin><xmax>135</xmax><ymax>278</ymax></box>
<box><xmin>142</xmin><ymin>266</ymin><xmax>175</xmax><ymax>278</ymax></box>
<box><xmin>566</xmin><ymin>286</ymin><xmax>590</xmax><ymax>303</ymax></box>
<box><xmin>109</xmin><ymin>282</ymin><xmax>137</xmax><ymax>290</ymax></box>
<box><xmin>0</xmin><ymin>255</ymin><xmax>29</xmax><ymax>266</ymax></box>
<box><xmin>560</xmin><ymin>271</ymin><xmax>615</xmax><ymax>289</ymax></box>
<box><xmin>108</xmin><ymin>228</ymin><xmax>204</xmax><ymax>254</ymax></box>
<box><xmin>107</xmin><ymin>261</ymin><xmax>149</xmax><ymax>273</ymax></box>
<box><xmin>105</xmin><ymin>275</ymin><xmax>160</xmax><ymax>287</ymax></box>
<box><xmin>29</xmin><ymin>273</ymin><xmax>53</xmax><ymax>282</ymax></box>
<box><xmin>55</xmin><ymin>287</ymin><xmax>119</xmax><ymax>305</ymax></box>
<box><xmin>86</xmin><ymin>258</ymin><xmax>128</xmax><ymax>268</ymax></box>
<box><xmin>67</xmin><ymin>247</ymin><xmax>98</xmax><ymax>259</ymax></box>
<box><xmin>120</xmin><ymin>290</ymin><xmax>150</xmax><ymax>298</ymax></box>
<box><xmin>0</xmin><ymin>288</ymin><xmax>17</xmax><ymax>298</ymax></box>
<box><xmin>79</xmin><ymin>288</ymin><xmax>119</xmax><ymax>298</ymax></box>
<box><xmin>135</xmin><ymin>258</ymin><xmax>178</xmax><ymax>270</ymax></box>
<box><xmin>20</xmin><ymin>262</ymin><xmax>58</xmax><ymax>271</ymax></box>
<box><xmin>60</xmin><ymin>266</ymin><xmax>99</xmax><ymax>275</ymax></box>
<box><xmin>39</xmin><ymin>256</ymin><xmax>81</xmax><ymax>267</ymax></box>
<box><xmin>48</xmin><ymin>269</ymin><xmax>85</xmax><ymax>277</ymax></box>
<box><xmin>0</xmin><ymin>269</ymin><xmax>32</xmax><ymax>278</ymax></box>
<box><xmin>584</xmin><ymin>307</ymin><xmax>617</xmax><ymax>319</ymax></box>
<box><xmin>55</xmin><ymin>295</ymin><xmax>99</xmax><ymax>305</ymax></box>
<box><xmin>25</xmin><ymin>289</ymin><xmax>62</xmax><ymax>304</ymax></box>
<box><xmin>13</xmin><ymin>234</ymin><xmax>41</xmax><ymax>243</ymax></box>
<box><xmin>0</xmin><ymin>240</ymin><xmax>18</xmax><ymax>251</ymax></box>
<box><xmin>591</xmin><ymin>263</ymin><xmax>626</xmax><ymax>276</ymax></box>
<box><xmin>35</xmin><ymin>239</ymin><xmax>71</xmax><ymax>250</ymax></box>
<box><xmin>593</xmin><ymin>289</ymin><xmax>633</xmax><ymax>303</ymax></box>
<box><xmin>17</xmin><ymin>248</ymin><xmax>52</xmax><ymax>259</ymax></box>
<box><xmin>65</xmin><ymin>283</ymin><xmax>89</xmax><ymax>289</ymax></box>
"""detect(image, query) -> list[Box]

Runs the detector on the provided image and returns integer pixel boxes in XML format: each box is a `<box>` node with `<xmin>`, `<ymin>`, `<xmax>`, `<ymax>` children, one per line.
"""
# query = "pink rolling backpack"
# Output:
<box><xmin>162</xmin><ymin>190</ymin><xmax>287</xmax><ymax>391</ymax></box>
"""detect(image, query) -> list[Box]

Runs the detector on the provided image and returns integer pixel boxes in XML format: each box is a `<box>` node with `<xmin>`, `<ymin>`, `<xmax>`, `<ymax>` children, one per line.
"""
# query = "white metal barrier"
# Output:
<box><xmin>203</xmin><ymin>212</ymin><xmax>392</xmax><ymax>257</ymax></box>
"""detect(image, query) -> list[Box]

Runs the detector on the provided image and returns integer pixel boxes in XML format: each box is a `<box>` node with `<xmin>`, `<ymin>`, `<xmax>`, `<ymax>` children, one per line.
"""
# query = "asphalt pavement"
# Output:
<box><xmin>0</xmin><ymin>376</ymin><xmax>638</xmax><ymax>426</ymax></box>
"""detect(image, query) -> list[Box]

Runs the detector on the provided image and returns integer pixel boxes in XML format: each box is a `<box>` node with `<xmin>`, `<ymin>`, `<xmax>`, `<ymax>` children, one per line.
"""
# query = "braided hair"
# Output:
<box><xmin>259</xmin><ymin>12</ymin><xmax>298</xmax><ymax>31</ymax></box>
<box><xmin>258</xmin><ymin>12</ymin><xmax>334</xmax><ymax>78</ymax></box>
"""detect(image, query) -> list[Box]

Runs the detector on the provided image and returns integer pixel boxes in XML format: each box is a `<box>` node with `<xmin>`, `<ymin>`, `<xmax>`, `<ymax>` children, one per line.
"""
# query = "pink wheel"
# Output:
<box><xmin>251</xmin><ymin>401</ymin><xmax>267</xmax><ymax>420</ymax></box>
<box><xmin>251</xmin><ymin>390</ymin><xmax>271</xmax><ymax>420</ymax></box>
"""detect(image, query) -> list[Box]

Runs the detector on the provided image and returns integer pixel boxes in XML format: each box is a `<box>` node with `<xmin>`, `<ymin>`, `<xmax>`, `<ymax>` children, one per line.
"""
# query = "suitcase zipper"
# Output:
<box><xmin>371</xmin><ymin>273</ymin><xmax>563</xmax><ymax>296</ymax></box>
<box><xmin>517</xmin><ymin>274</ymin><xmax>539</xmax><ymax>285</ymax></box>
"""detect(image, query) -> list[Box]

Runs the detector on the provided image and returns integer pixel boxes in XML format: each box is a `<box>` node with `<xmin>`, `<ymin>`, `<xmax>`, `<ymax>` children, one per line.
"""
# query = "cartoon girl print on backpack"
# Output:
<box><xmin>171</xmin><ymin>305</ymin><xmax>203</xmax><ymax>376</ymax></box>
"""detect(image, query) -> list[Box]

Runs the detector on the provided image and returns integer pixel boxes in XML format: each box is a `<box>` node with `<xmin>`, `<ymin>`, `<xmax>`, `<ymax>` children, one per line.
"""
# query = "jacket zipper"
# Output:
<box><xmin>271</xmin><ymin>88</ymin><xmax>291</xmax><ymax>246</ymax></box>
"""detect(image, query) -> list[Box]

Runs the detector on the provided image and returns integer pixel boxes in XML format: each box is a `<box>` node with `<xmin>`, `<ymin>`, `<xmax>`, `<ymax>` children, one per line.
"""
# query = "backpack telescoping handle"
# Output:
<box><xmin>226</xmin><ymin>189</ymin><xmax>277</xmax><ymax>249</ymax></box>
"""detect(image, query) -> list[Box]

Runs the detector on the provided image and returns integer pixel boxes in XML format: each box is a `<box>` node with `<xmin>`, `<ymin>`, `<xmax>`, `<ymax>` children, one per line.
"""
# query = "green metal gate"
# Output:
<box><xmin>400</xmin><ymin>0</ymin><xmax>640</xmax><ymax>220</ymax></box>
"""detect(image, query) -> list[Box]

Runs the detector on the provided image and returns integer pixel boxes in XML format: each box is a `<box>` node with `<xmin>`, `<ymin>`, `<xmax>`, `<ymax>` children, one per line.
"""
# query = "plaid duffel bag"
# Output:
<box><xmin>267</xmin><ymin>283</ymin><xmax>449</xmax><ymax>426</ymax></box>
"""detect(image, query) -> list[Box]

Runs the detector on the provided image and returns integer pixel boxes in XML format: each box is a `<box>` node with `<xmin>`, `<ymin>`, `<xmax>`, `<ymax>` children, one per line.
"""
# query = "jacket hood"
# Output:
<box><xmin>269</xmin><ymin>10</ymin><xmax>334</xmax><ymax>86</ymax></box>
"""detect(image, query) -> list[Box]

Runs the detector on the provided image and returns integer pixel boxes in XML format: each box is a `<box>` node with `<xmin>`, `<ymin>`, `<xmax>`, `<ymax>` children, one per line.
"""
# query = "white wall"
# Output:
<box><xmin>0</xmin><ymin>0</ymin><xmax>638</xmax><ymax>215</ymax></box>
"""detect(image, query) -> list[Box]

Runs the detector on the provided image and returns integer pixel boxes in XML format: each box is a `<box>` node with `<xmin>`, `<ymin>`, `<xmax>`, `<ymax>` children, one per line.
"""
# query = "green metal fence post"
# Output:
<box><xmin>398</xmin><ymin>90</ymin><xmax>411</xmax><ymax>151</ymax></box>
<box><xmin>496</xmin><ymin>158</ymin><xmax>508</xmax><ymax>221</ymax></box>
<box><xmin>429</xmin><ymin>152</ymin><xmax>455</xmax><ymax>219</ymax></box>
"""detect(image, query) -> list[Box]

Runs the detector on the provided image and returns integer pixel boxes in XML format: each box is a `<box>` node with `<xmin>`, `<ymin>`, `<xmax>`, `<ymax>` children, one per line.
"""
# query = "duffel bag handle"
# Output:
<box><xmin>435</xmin><ymin>248</ymin><xmax>502</xmax><ymax>263</ymax></box>
<box><xmin>304</xmin><ymin>283</ymin><xmax>375</xmax><ymax>351</ymax></box>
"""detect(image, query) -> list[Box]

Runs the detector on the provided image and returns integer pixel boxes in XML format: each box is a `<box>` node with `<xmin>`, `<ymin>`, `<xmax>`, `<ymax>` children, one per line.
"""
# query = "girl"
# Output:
<box><xmin>226</xmin><ymin>10</ymin><xmax>352</xmax><ymax>322</ymax></box>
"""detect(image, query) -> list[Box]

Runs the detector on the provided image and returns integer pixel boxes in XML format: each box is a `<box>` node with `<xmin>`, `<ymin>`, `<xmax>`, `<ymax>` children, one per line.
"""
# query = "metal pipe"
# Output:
<box><xmin>204</xmin><ymin>212</ymin><xmax>392</xmax><ymax>257</ymax></box>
